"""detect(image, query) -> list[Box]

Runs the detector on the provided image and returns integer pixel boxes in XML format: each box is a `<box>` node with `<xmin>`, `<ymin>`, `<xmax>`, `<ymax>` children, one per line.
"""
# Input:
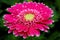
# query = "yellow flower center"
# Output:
<box><xmin>24</xmin><ymin>14</ymin><xmax>35</xmax><ymax>21</ymax></box>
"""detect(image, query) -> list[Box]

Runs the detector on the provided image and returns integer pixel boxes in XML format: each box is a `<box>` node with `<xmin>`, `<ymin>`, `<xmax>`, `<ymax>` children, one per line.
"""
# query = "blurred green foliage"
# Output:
<box><xmin>0</xmin><ymin>0</ymin><xmax>60</xmax><ymax>40</ymax></box>
<box><xmin>1</xmin><ymin>0</ymin><xmax>23</xmax><ymax>5</ymax></box>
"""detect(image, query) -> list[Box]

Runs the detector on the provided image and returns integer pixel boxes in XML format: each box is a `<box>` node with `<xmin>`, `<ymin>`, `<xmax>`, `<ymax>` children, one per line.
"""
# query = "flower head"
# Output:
<box><xmin>3</xmin><ymin>2</ymin><xmax>54</xmax><ymax>39</ymax></box>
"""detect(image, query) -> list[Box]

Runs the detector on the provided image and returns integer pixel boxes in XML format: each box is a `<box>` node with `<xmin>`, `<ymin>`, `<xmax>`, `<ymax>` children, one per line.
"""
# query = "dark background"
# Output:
<box><xmin>0</xmin><ymin>0</ymin><xmax>60</xmax><ymax>40</ymax></box>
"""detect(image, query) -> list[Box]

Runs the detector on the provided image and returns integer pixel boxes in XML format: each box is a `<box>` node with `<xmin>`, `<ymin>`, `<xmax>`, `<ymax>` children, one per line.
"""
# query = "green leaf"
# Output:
<box><xmin>49</xmin><ymin>24</ymin><xmax>54</xmax><ymax>28</ymax></box>
<box><xmin>47</xmin><ymin>31</ymin><xmax>60</xmax><ymax>40</ymax></box>
<box><xmin>26</xmin><ymin>0</ymin><xmax>32</xmax><ymax>2</ymax></box>
<box><xmin>0</xmin><ymin>9</ymin><xmax>3</xmax><ymax>14</ymax></box>
<box><xmin>4</xmin><ymin>34</ymin><xmax>17</xmax><ymax>40</ymax></box>
<box><xmin>52</xmin><ymin>10</ymin><xmax>59</xmax><ymax>22</ymax></box>
<box><xmin>4</xmin><ymin>34</ymin><xmax>24</xmax><ymax>40</ymax></box>
<box><xmin>55</xmin><ymin>0</ymin><xmax>60</xmax><ymax>11</ymax></box>
<box><xmin>0</xmin><ymin>16</ymin><xmax>4</xmax><ymax>27</ymax></box>
<box><xmin>26</xmin><ymin>37</ymin><xmax>33</xmax><ymax>40</ymax></box>
<box><xmin>1</xmin><ymin>0</ymin><xmax>23</xmax><ymax>5</ymax></box>
<box><xmin>26</xmin><ymin>33</ymin><xmax>46</xmax><ymax>40</ymax></box>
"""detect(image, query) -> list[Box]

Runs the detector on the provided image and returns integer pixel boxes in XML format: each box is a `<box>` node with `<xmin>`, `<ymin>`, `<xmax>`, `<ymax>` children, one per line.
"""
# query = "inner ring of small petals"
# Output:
<box><xmin>17</xmin><ymin>9</ymin><xmax>41</xmax><ymax>22</ymax></box>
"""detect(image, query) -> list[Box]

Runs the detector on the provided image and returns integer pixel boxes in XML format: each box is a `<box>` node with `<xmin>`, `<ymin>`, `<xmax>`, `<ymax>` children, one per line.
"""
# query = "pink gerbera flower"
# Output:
<box><xmin>3</xmin><ymin>2</ymin><xmax>54</xmax><ymax>39</ymax></box>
